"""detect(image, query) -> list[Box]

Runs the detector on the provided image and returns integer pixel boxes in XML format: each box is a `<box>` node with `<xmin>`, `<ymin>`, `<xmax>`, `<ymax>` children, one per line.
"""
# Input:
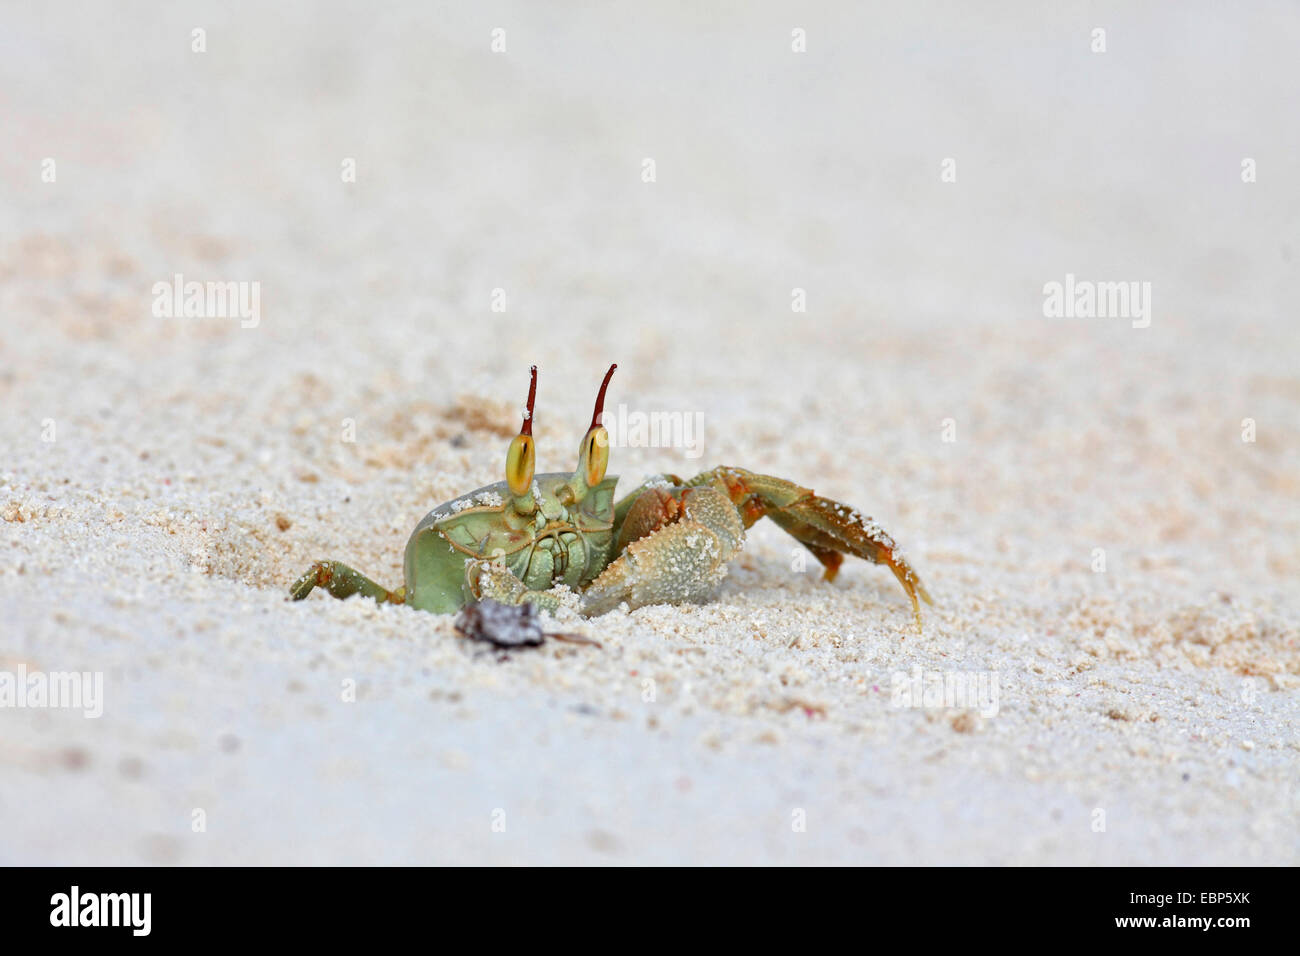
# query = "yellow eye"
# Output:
<box><xmin>506</xmin><ymin>433</ymin><xmax>535</xmax><ymax>496</ymax></box>
<box><xmin>505</xmin><ymin>365</ymin><xmax>539</xmax><ymax>498</ymax></box>
<box><xmin>574</xmin><ymin>364</ymin><xmax>616</xmax><ymax>489</ymax></box>
<box><xmin>583</xmin><ymin>426</ymin><xmax>609</xmax><ymax>486</ymax></box>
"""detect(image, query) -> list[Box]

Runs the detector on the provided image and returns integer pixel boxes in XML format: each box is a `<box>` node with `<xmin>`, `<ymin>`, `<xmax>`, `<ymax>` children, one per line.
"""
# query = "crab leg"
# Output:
<box><xmin>290</xmin><ymin>561</ymin><xmax>406</xmax><ymax>605</ymax></box>
<box><xmin>688</xmin><ymin>467</ymin><xmax>932</xmax><ymax>626</ymax></box>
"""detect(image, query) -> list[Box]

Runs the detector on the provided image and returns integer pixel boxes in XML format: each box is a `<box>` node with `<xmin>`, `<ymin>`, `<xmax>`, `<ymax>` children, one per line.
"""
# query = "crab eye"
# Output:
<box><xmin>506</xmin><ymin>433</ymin><xmax>535</xmax><ymax>496</ymax></box>
<box><xmin>505</xmin><ymin>365</ymin><xmax>539</xmax><ymax>498</ymax></box>
<box><xmin>582</xmin><ymin>426</ymin><xmax>609</xmax><ymax>486</ymax></box>
<box><xmin>574</xmin><ymin>363</ymin><xmax>616</xmax><ymax>487</ymax></box>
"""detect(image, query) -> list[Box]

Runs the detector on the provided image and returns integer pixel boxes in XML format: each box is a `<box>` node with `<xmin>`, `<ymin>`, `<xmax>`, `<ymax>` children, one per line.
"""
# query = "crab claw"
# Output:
<box><xmin>581</xmin><ymin>485</ymin><xmax>745</xmax><ymax>617</ymax></box>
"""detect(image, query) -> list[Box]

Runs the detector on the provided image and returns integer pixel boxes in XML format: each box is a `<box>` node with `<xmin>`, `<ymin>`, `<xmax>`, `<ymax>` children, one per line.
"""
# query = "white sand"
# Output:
<box><xmin>2</xmin><ymin>1</ymin><xmax>1297</xmax><ymax>864</ymax></box>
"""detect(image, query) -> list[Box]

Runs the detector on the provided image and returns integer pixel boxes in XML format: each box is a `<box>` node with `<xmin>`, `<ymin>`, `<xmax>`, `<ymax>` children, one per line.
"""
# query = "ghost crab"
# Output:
<box><xmin>291</xmin><ymin>365</ymin><xmax>932</xmax><ymax>625</ymax></box>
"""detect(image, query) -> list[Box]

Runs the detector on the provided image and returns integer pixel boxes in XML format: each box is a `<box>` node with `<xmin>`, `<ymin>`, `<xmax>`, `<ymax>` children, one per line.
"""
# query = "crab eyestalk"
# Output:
<box><xmin>570</xmin><ymin>363</ymin><xmax>616</xmax><ymax>499</ymax></box>
<box><xmin>505</xmin><ymin>365</ymin><xmax>538</xmax><ymax>514</ymax></box>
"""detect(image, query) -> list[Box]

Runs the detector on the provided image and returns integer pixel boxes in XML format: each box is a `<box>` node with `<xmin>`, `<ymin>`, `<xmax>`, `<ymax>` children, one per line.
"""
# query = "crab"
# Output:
<box><xmin>290</xmin><ymin>365</ymin><xmax>932</xmax><ymax>625</ymax></box>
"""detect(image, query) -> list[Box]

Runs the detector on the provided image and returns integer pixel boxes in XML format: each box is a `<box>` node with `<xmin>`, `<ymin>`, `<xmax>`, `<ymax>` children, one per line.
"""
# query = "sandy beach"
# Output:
<box><xmin>2</xmin><ymin>1</ymin><xmax>1297</xmax><ymax>865</ymax></box>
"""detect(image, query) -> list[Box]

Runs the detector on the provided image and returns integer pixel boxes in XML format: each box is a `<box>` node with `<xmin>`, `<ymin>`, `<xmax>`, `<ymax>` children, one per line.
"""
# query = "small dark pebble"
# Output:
<box><xmin>455</xmin><ymin>600</ymin><xmax>545</xmax><ymax>648</ymax></box>
<box><xmin>454</xmin><ymin>599</ymin><xmax>601</xmax><ymax>651</ymax></box>
<box><xmin>586</xmin><ymin>829</ymin><xmax>621</xmax><ymax>854</ymax></box>
<box><xmin>139</xmin><ymin>833</ymin><xmax>184</xmax><ymax>864</ymax></box>
<box><xmin>59</xmin><ymin>747</ymin><xmax>90</xmax><ymax>771</ymax></box>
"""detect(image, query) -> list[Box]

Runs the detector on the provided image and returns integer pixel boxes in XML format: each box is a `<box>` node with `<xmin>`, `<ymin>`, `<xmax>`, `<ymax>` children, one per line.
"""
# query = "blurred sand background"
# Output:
<box><xmin>1</xmin><ymin>1</ymin><xmax>1297</xmax><ymax>864</ymax></box>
